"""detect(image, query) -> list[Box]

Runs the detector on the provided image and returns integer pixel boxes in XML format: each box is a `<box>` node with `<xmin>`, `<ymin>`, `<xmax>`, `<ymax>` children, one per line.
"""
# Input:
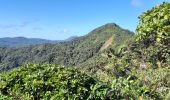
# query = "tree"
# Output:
<box><xmin>136</xmin><ymin>2</ymin><xmax>170</xmax><ymax>46</ymax></box>
<box><xmin>135</xmin><ymin>2</ymin><xmax>170</xmax><ymax>68</ymax></box>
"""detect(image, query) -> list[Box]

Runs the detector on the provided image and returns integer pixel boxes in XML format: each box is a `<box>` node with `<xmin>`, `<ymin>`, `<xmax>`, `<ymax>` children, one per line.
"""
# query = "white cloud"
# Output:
<box><xmin>131</xmin><ymin>0</ymin><xmax>142</xmax><ymax>7</ymax></box>
<box><xmin>58</xmin><ymin>28</ymin><xmax>69</xmax><ymax>34</ymax></box>
<box><xmin>63</xmin><ymin>28</ymin><xmax>68</xmax><ymax>33</ymax></box>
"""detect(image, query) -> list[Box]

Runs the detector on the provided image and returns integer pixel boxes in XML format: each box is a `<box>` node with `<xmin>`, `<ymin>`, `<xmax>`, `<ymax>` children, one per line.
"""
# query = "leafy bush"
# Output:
<box><xmin>0</xmin><ymin>64</ymin><xmax>163</xmax><ymax>100</ymax></box>
<box><xmin>135</xmin><ymin>68</ymin><xmax>170</xmax><ymax>98</ymax></box>
<box><xmin>88</xmin><ymin>77</ymin><xmax>161</xmax><ymax>100</ymax></box>
<box><xmin>136</xmin><ymin>2</ymin><xmax>170</xmax><ymax>45</ymax></box>
<box><xmin>0</xmin><ymin>64</ymin><xmax>97</xmax><ymax>99</ymax></box>
<box><xmin>135</xmin><ymin>2</ymin><xmax>170</xmax><ymax>68</ymax></box>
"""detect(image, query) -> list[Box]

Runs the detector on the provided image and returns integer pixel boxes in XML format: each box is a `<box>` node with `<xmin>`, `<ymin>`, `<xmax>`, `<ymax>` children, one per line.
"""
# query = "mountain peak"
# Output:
<box><xmin>89</xmin><ymin>23</ymin><xmax>128</xmax><ymax>36</ymax></box>
<box><xmin>96</xmin><ymin>23</ymin><xmax>120</xmax><ymax>30</ymax></box>
<box><xmin>103</xmin><ymin>23</ymin><xmax>119</xmax><ymax>27</ymax></box>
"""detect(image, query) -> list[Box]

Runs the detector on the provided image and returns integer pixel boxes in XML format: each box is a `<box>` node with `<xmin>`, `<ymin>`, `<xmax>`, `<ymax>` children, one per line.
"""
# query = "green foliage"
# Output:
<box><xmin>0</xmin><ymin>64</ymin><xmax>159</xmax><ymax>100</ymax></box>
<box><xmin>0</xmin><ymin>64</ymin><xmax>160</xmax><ymax>100</ymax></box>
<box><xmin>133</xmin><ymin>2</ymin><xmax>170</xmax><ymax>68</ymax></box>
<box><xmin>135</xmin><ymin>68</ymin><xmax>170</xmax><ymax>97</ymax></box>
<box><xmin>0</xmin><ymin>64</ymin><xmax>97</xmax><ymax>99</ymax></box>
<box><xmin>166</xmin><ymin>90</ymin><xmax>170</xmax><ymax>100</ymax></box>
<box><xmin>136</xmin><ymin>2</ymin><xmax>170</xmax><ymax>45</ymax></box>
<box><xmin>88</xmin><ymin>77</ymin><xmax>161</xmax><ymax>100</ymax></box>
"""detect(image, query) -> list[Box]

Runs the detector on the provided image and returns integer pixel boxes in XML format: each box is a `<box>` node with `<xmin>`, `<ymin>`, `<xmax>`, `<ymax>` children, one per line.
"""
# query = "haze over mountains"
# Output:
<box><xmin>0</xmin><ymin>36</ymin><xmax>78</xmax><ymax>48</ymax></box>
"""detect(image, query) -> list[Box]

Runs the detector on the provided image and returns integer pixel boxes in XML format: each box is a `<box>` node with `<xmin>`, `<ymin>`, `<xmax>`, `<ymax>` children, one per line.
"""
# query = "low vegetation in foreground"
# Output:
<box><xmin>0</xmin><ymin>64</ymin><xmax>165</xmax><ymax>100</ymax></box>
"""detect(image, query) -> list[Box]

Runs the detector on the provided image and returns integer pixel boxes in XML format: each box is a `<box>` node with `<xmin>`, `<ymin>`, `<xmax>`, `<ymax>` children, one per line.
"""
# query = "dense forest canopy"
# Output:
<box><xmin>0</xmin><ymin>23</ymin><xmax>133</xmax><ymax>71</ymax></box>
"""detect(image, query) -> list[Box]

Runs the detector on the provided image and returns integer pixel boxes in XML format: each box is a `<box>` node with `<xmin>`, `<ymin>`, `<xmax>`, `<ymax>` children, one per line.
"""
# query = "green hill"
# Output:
<box><xmin>0</xmin><ymin>23</ymin><xmax>134</xmax><ymax>71</ymax></box>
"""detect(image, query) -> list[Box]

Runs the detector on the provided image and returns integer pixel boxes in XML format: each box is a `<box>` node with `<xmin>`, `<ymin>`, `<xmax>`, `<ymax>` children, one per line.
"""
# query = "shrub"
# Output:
<box><xmin>0</xmin><ymin>64</ymin><xmax>97</xmax><ymax>99</ymax></box>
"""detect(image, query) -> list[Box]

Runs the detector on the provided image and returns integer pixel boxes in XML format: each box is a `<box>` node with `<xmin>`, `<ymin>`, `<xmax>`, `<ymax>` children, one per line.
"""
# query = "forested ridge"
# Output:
<box><xmin>0</xmin><ymin>23</ymin><xmax>133</xmax><ymax>71</ymax></box>
<box><xmin>0</xmin><ymin>2</ymin><xmax>170</xmax><ymax>100</ymax></box>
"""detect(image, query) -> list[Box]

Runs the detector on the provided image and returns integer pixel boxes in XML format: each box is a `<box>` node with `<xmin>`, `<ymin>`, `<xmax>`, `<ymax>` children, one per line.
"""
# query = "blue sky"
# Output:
<box><xmin>0</xmin><ymin>0</ymin><xmax>168</xmax><ymax>40</ymax></box>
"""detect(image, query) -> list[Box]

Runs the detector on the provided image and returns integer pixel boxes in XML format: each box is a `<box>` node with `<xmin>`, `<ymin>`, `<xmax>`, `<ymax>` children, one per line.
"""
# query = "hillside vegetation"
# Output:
<box><xmin>0</xmin><ymin>23</ymin><xmax>133</xmax><ymax>71</ymax></box>
<box><xmin>0</xmin><ymin>64</ymin><xmax>162</xmax><ymax>100</ymax></box>
<box><xmin>0</xmin><ymin>2</ymin><xmax>170</xmax><ymax>100</ymax></box>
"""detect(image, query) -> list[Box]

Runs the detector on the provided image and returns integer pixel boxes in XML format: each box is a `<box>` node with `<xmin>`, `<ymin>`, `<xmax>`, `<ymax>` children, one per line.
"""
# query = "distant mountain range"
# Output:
<box><xmin>0</xmin><ymin>23</ymin><xmax>134</xmax><ymax>71</ymax></box>
<box><xmin>0</xmin><ymin>36</ymin><xmax>78</xmax><ymax>48</ymax></box>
